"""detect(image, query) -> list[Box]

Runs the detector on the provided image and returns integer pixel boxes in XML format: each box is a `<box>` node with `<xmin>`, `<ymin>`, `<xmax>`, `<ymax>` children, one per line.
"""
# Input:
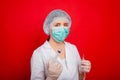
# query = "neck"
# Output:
<box><xmin>48</xmin><ymin>36</ymin><xmax>64</xmax><ymax>47</ymax></box>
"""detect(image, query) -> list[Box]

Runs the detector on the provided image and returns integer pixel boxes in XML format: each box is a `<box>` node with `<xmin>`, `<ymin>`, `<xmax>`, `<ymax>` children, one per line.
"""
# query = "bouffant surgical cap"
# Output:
<box><xmin>43</xmin><ymin>9</ymin><xmax>72</xmax><ymax>35</ymax></box>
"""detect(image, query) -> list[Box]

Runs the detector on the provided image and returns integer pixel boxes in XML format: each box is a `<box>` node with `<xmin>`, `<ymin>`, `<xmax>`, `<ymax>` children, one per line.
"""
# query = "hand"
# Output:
<box><xmin>46</xmin><ymin>58</ymin><xmax>63</xmax><ymax>80</ymax></box>
<box><xmin>79</xmin><ymin>59</ymin><xmax>91</xmax><ymax>73</ymax></box>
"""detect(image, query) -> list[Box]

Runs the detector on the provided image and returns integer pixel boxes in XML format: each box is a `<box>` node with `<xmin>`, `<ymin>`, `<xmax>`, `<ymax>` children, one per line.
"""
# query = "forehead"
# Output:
<box><xmin>52</xmin><ymin>17</ymin><xmax>69</xmax><ymax>23</ymax></box>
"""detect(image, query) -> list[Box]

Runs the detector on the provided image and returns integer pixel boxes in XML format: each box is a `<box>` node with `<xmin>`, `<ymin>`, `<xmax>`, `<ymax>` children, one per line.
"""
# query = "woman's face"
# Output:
<box><xmin>49</xmin><ymin>17</ymin><xmax>69</xmax><ymax>35</ymax></box>
<box><xmin>52</xmin><ymin>17</ymin><xmax>69</xmax><ymax>27</ymax></box>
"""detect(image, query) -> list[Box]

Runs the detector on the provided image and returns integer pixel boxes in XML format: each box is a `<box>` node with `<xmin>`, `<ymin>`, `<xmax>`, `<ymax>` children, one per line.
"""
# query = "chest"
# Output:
<box><xmin>42</xmin><ymin>47</ymin><xmax>79</xmax><ymax>80</ymax></box>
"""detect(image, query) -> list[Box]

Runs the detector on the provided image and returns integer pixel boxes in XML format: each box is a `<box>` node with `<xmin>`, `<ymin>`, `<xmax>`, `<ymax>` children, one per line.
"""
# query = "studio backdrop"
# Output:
<box><xmin>0</xmin><ymin>0</ymin><xmax>119</xmax><ymax>80</ymax></box>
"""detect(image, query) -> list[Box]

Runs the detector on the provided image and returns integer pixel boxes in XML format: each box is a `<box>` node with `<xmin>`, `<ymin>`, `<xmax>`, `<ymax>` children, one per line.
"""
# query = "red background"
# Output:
<box><xmin>0</xmin><ymin>0</ymin><xmax>120</xmax><ymax>80</ymax></box>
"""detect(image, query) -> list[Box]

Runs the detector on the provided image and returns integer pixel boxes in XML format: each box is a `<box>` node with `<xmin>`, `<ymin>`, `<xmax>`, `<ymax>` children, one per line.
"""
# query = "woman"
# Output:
<box><xmin>31</xmin><ymin>9</ymin><xmax>91</xmax><ymax>80</ymax></box>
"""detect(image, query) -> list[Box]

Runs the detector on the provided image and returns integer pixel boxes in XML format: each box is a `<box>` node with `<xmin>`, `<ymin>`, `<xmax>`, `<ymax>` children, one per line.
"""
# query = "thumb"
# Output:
<box><xmin>82</xmin><ymin>54</ymin><xmax>85</xmax><ymax>60</ymax></box>
<box><xmin>47</xmin><ymin>58</ymin><xmax>54</xmax><ymax>68</ymax></box>
<box><xmin>46</xmin><ymin>61</ymin><xmax>49</xmax><ymax>68</ymax></box>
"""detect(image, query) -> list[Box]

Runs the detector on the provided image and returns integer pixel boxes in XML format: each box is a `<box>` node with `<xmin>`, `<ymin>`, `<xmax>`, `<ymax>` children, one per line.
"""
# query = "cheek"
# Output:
<box><xmin>49</xmin><ymin>29</ymin><xmax>53</xmax><ymax>39</ymax></box>
<box><xmin>49</xmin><ymin>22</ymin><xmax>54</xmax><ymax>35</ymax></box>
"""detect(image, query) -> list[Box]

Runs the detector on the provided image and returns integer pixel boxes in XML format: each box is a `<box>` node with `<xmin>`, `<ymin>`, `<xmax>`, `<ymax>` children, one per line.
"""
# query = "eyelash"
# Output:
<box><xmin>54</xmin><ymin>24</ymin><xmax>68</xmax><ymax>27</ymax></box>
<box><xmin>55</xmin><ymin>24</ymin><xmax>60</xmax><ymax>27</ymax></box>
<box><xmin>64</xmin><ymin>24</ymin><xmax>68</xmax><ymax>26</ymax></box>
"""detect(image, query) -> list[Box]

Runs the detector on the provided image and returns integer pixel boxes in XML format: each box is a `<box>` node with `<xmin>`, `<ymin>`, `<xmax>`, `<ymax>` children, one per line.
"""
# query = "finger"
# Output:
<box><xmin>82</xmin><ymin>65</ymin><xmax>90</xmax><ymax>69</ymax></box>
<box><xmin>81</xmin><ymin>60</ymin><xmax>90</xmax><ymax>63</ymax></box>
<box><xmin>48</xmin><ymin>60</ymin><xmax>54</xmax><ymax>68</ymax></box>
<box><xmin>57</xmin><ymin>64</ymin><xmax>62</xmax><ymax>69</ymax></box>
<box><xmin>52</xmin><ymin>62</ymin><xmax>60</xmax><ymax>69</ymax></box>
<box><xmin>81</xmin><ymin>64</ymin><xmax>91</xmax><ymax>69</ymax></box>
<box><xmin>81</xmin><ymin>60</ymin><xmax>91</xmax><ymax>66</ymax></box>
<box><xmin>81</xmin><ymin>63</ymin><xmax>90</xmax><ymax>66</ymax></box>
<box><xmin>58</xmin><ymin>65</ymin><xmax>63</xmax><ymax>72</ymax></box>
<box><xmin>48</xmin><ymin>58</ymin><xmax>53</xmax><ymax>65</ymax></box>
<box><xmin>81</xmin><ymin>66</ymin><xmax>91</xmax><ymax>72</ymax></box>
<box><xmin>55</xmin><ymin>61</ymin><xmax>60</xmax><ymax>65</ymax></box>
<box><xmin>49</xmin><ymin>58</ymin><xmax>57</xmax><ymax>66</ymax></box>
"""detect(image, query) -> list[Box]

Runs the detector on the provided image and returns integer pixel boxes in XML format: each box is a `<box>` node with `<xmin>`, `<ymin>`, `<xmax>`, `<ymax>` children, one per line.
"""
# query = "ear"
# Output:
<box><xmin>49</xmin><ymin>25</ymin><xmax>53</xmax><ymax>36</ymax></box>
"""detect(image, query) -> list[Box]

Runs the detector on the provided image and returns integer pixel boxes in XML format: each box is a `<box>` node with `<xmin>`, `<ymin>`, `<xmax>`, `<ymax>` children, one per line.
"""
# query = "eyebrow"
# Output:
<box><xmin>54</xmin><ymin>23</ymin><xmax>60</xmax><ymax>26</ymax></box>
<box><xmin>56</xmin><ymin>23</ymin><xmax>60</xmax><ymax>24</ymax></box>
<box><xmin>64</xmin><ymin>23</ymin><xmax>68</xmax><ymax>24</ymax></box>
<box><xmin>56</xmin><ymin>23</ymin><xmax>60</xmax><ymax>25</ymax></box>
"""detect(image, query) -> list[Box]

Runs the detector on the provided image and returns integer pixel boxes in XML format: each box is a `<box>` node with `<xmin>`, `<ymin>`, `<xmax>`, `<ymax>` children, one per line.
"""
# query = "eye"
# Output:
<box><xmin>55</xmin><ymin>23</ymin><xmax>60</xmax><ymax>27</ymax></box>
<box><xmin>64</xmin><ymin>23</ymin><xmax>68</xmax><ymax>27</ymax></box>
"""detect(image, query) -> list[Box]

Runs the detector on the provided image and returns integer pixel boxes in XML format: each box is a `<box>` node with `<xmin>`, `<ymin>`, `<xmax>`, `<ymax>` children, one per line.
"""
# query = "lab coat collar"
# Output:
<box><xmin>43</xmin><ymin>40</ymin><xmax>67</xmax><ymax>49</ymax></box>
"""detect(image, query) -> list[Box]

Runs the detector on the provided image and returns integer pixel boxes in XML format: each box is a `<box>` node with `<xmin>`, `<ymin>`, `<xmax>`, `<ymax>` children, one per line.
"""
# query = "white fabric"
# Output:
<box><xmin>30</xmin><ymin>41</ymin><xmax>81</xmax><ymax>80</ymax></box>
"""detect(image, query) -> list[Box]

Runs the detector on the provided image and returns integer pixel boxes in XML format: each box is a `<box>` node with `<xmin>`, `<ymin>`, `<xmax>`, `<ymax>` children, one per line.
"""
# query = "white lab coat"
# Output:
<box><xmin>30</xmin><ymin>40</ymin><xmax>81</xmax><ymax>80</ymax></box>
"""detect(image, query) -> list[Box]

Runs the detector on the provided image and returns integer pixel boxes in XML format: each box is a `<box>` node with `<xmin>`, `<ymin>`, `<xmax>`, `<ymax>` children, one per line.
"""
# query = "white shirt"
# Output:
<box><xmin>30</xmin><ymin>41</ymin><xmax>81</xmax><ymax>80</ymax></box>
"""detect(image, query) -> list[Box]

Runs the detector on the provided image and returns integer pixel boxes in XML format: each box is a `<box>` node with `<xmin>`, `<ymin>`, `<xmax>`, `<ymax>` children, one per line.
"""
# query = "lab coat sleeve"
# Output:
<box><xmin>30</xmin><ymin>49</ymin><xmax>45</xmax><ymax>80</ymax></box>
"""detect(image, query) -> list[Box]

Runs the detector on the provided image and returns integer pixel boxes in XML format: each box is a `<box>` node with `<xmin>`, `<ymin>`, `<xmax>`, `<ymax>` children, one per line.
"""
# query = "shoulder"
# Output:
<box><xmin>32</xmin><ymin>40</ymin><xmax>51</xmax><ymax>58</ymax></box>
<box><xmin>32</xmin><ymin>43</ymin><xmax>46</xmax><ymax>58</ymax></box>
<box><xmin>34</xmin><ymin>45</ymin><xmax>43</xmax><ymax>54</ymax></box>
<box><xmin>31</xmin><ymin>47</ymin><xmax>43</xmax><ymax>61</ymax></box>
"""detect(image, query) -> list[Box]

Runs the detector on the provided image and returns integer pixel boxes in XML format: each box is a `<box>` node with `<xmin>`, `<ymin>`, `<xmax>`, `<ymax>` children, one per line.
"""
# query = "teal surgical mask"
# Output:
<box><xmin>52</xmin><ymin>26</ymin><xmax>69</xmax><ymax>42</ymax></box>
